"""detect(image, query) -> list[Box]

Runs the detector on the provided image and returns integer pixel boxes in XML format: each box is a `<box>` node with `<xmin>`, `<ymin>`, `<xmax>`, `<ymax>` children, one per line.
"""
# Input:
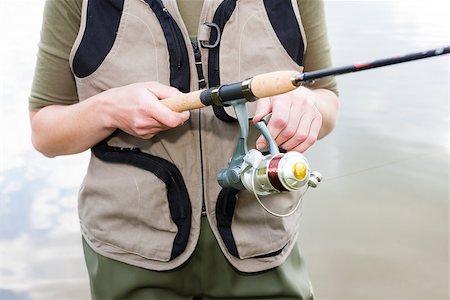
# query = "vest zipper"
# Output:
<box><xmin>192</xmin><ymin>40</ymin><xmax>207</xmax><ymax>215</ymax></box>
<box><xmin>163</xmin><ymin>7</ymin><xmax>183</xmax><ymax>69</ymax></box>
<box><xmin>144</xmin><ymin>0</ymin><xmax>190</xmax><ymax>92</ymax></box>
<box><xmin>199</xmin><ymin>112</ymin><xmax>206</xmax><ymax>216</ymax></box>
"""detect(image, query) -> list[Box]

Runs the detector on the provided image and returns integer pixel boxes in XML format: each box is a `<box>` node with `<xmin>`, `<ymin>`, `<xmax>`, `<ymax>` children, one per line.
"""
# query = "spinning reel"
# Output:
<box><xmin>216</xmin><ymin>99</ymin><xmax>322</xmax><ymax>217</ymax></box>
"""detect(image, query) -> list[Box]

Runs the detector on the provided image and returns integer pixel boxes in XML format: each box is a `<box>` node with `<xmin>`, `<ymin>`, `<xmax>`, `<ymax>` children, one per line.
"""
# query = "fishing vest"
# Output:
<box><xmin>70</xmin><ymin>0</ymin><xmax>307</xmax><ymax>272</ymax></box>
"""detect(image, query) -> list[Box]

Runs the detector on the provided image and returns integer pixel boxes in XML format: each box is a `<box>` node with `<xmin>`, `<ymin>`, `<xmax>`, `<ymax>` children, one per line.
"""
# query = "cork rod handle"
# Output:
<box><xmin>160</xmin><ymin>90</ymin><xmax>205</xmax><ymax>112</ymax></box>
<box><xmin>250</xmin><ymin>71</ymin><xmax>299</xmax><ymax>98</ymax></box>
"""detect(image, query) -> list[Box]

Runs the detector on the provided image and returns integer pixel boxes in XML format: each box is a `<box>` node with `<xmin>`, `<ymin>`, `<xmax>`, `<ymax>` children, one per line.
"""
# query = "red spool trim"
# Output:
<box><xmin>267</xmin><ymin>155</ymin><xmax>288</xmax><ymax>192</ymax></box>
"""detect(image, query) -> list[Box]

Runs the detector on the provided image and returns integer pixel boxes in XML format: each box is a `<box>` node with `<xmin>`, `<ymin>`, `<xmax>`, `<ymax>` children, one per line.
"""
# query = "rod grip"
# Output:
<box><xmin>160</xmin><ymin>90</ymin><xmax>205</xmax><ymax>112</ymax></box>
<box><xmin>251</xmin><ymin>71</ymin><xmax>299</xmax><ymax>98</ymax></box>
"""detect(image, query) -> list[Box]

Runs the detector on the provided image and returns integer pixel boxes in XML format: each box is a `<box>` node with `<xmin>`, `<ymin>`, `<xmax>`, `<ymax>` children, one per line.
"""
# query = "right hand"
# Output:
<box><xmin>101</xmin><ymin>81</ymin><xmax>190</xmax><ymax>139</ymax></box>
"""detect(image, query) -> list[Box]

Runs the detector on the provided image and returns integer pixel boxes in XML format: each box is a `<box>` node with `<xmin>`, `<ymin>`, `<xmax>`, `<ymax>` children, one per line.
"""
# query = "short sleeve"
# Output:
<box><xmin>298</xmin><ymin>0</ymin><xmax>339</xmax><ymax>96</ymax></box>
<box><xmin>29</xmin><ymin>0</ymin><xmax>83</xmax><ymax>111</ymax></box>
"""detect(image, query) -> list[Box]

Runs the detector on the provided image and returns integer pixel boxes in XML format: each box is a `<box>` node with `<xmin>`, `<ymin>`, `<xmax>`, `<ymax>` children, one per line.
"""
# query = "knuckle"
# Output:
<box><xmin>137</xmin><ymin>106</ymin><xmax>149</xmax><ymax>116</ymax></box>
<box><xmin>271</xmin><ymin>116</ymin><xmax>287</xmax><ymax>129</ymax></box>
<box><xmin>293</xmin><ymin>145</ymin><xmax>306</xmax><ymax>153</ymax></box>
<box><xmin>279</xmin><ymin>127</ymin><xmax>296</xmax><ymax>139</ymax></box>
<box><xmin>305</xmin><ymin>135</ymin><xmax>317</xmax><ymax>146</ymax></box>
<box><xmin>181</xmin><ymin>112</ymin><xmax>190</xmax><ymax>122</ymax></box>
<box><xmin>133</xmin><ymin>120</ymin><xmax>145</xmax><ymax>129</ymax></box>
<box><xmin>294</xmin><ymin>132</ymin><xmax>308</xmax><ymax>143</ymax></box>
<box><xmin>134</xmin><ymin>124</ymin><xmax>148</xmax><ymax>133</ymax></box>
<box><xmin>315</xmin><ymin>113</ymin><xmax>323</xmax><ymax>123</ymax></box>
<box><xmin>142</xmin><ymin>133</ymin><xmax>155</xmax><ymax>139</ymax></box>
<box><xmin>135</xmin><ymin>129</ymin><xmax>148</xmax><ymax>138</ymax></box>
<box><xmin>166</xmin><ymin>116</ymin><xmax>182</xmax><ymax>127</ymax></box>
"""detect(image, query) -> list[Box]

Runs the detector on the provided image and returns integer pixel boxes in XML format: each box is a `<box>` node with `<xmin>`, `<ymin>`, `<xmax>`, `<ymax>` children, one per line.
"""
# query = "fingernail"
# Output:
<box><xmin>256</xmin><ymin>142</ymin><xmax>265</xmax><ymax>151</ymax></box>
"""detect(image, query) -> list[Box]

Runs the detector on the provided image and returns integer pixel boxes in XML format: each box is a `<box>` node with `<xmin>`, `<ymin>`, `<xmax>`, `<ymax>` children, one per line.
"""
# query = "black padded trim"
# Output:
<box><xmin>73</xmin><ymin>0</ymin><xmax>124</xmax><ymax>78</ymax></box>
<box><xmin>92</xmin><ymin>141</ymin><xmax>192</xmax><ymax>260</ymax></box>
<box><xmin>144</xmin><ymin>0</ymin><xmax>190</xmax><ymax>92</ymax></box>
<box><xmin>215</xmin><ymin>188</ymin><xmax>240</xmax><ymax>257</ymax></box>
<box><xmin>207</xmin><ymin>0</ymin><xmax>238</xmax><ymax>122</ymax></box>
<box><xmin>215</xmin><ymin>187</ymin><xmax>289</xmax><ymax>259</ymax></box>
<box><xmin>253</xmin><ymin>245</ymin><xmax>285</xmax><ymax>258</ymax></box>
<box><xmin>263</xmin><ymin>0</ymin><xmax>305</xmax><ymax>66</ymax></box>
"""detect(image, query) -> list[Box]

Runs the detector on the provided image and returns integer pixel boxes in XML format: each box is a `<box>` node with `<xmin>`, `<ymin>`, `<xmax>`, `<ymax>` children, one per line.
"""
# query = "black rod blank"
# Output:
<box><xmin>297</xmin><ymin>46</ymin><xmax>450</xmax><ymax>84</ymax></box>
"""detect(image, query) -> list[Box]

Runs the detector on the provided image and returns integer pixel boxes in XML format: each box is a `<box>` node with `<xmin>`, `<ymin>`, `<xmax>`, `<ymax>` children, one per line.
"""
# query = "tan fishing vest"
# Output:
<box><xmin>70</xmin><ymin>0</ymin><xmax>307</xmax><ymax>272</ymax></box>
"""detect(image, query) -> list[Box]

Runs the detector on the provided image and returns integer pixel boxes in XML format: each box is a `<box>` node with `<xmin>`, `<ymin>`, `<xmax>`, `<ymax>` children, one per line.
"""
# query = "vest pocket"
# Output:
<box><xmin>216</xmin><ymin>188</ymin><xmax>303</xmax><ymax>259</ymax></box>
<box><xmin>80</xmin><ymin>142</ymin><xmax>192</xmax><ymax>262</ymax></box>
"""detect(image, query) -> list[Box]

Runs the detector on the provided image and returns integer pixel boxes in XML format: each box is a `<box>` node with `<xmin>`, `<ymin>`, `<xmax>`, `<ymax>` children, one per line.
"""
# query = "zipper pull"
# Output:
<box><xmin>192</xmin><ymin>41</ymin><xmax>207</xmax><ymax>89</ymax></box>
<box><xmin>162</xmin><ymin>7</ymin><xmax>170</xmax><ymax>16</ymax></box>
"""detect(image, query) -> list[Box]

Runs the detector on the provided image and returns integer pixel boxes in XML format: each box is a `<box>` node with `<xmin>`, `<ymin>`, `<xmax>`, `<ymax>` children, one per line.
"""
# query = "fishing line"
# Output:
<box><xmin>251</xmin><ymin>165</ymin><xmax>306</xmax><ymax>217</ymax></box>
<box><xmin>319</xmin><ymin>149</ymin><xmax>446</xmax><ymax>183</ymax></box>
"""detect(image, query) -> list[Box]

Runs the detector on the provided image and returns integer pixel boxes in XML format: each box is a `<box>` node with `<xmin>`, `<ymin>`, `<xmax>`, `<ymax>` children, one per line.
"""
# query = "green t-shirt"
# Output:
<box><xmin>29</xmin><ymin>0</ymin><xmax>338</xmax><ymax>111</ymax></box>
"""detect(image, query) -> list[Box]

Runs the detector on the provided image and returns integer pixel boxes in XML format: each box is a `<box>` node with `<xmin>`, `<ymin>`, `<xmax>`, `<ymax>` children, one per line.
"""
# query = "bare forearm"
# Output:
<box><xmin>29</xmin><ymin>82</ymin><xmax>190</xmax><ymax>158</ymax></box>
<box><xmin>30</xmin><ymin>96</ymin><xmax>114</xmax><ymax>157</ymax></box>
<box><xmin>313</xmin><ymin>88</ymin><xmax>339</xmax><ymax>139</ymax></box>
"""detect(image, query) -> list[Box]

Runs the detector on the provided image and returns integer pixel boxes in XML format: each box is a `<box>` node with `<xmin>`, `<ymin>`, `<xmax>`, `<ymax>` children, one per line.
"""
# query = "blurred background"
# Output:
<box><xmin>0</xmin><ymin>0</ymin><xmax>448</xmax><ymax>299</ymax></box>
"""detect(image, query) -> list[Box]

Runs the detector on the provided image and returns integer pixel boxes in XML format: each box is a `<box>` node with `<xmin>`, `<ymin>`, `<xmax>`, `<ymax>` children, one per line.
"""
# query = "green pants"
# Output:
<box><xmin>83</xmin><ymin>216</ymin><xmax>314</xmax><ymax>299</ymax></box>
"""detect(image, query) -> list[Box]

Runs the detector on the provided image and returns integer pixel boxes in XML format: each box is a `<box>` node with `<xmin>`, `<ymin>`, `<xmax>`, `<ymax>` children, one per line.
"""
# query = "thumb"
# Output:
<box><xmin>253</xmin><ymin>97</ymin><xmax>272</xmax><ymax>124</ymax></box>
<box><xmin>256</xmin><ymin>134</ymin><xmax>268</xmax><ymax>151</ymax></box>
<box><xmin>144</xmin><ymin>81</ymin><xmax>182</xmax><ymax>99</ymax></box>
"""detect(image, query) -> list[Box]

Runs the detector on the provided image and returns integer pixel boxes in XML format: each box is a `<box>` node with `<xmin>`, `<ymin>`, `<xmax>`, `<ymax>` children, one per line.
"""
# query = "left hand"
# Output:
<box><xmin>253</xmin><ymin>86</ymin><xmax>322</xmax><ymax>153</ymax></box>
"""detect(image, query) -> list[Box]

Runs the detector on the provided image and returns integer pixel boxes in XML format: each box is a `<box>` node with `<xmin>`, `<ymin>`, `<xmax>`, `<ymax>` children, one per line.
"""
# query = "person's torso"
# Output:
<box><xmin>71</xmin><ymin>0</ymin><xmax>307</xmax><ymax>272</ymax></box>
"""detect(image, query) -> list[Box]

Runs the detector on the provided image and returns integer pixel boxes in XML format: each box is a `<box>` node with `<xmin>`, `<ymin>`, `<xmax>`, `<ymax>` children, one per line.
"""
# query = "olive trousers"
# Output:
<box><xmin>82</xmin><ymin>215</ymin><xmax>314</xmax><ymax>300</ymax></box>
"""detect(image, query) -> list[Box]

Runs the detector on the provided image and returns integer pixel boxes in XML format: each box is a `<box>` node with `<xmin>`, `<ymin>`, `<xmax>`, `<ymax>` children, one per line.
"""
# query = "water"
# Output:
<box><xmin>301</xmin><ymin>1</ymin><xmax>449</xmax><ymax>300</ymax></box>
<box><xmin>0</xmin><ymin>1</ymin><xmax>448</xmax><ymax>299</ymax></box>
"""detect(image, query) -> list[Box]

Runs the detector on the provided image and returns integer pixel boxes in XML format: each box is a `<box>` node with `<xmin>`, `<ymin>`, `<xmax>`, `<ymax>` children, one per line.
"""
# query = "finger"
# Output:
<box><xmin>293</xmin><ymin>116</ymin><xmax>321</xmax><ymax>153</ymax></box>
<box><xmin>253</xmin><ymin>97</ymin><xmax>272</xmax><ymax>124</ymax></box>
<box><xmin>146</xmin><ymin>94</ymin><xmax>190</xmax><ymax>128</ymax></box>
<box><xmin>256</xmin><ymin>134</ymin><xmax>268</xmax><ymax>151</ymax></box>
<box><xmin>298</xmin><ymin>116</ymin><xmax>321</xmax><ymax>152</ymax></box>
<box><xmin>144</xmin><ymin>82</ymin><xmax>190</xmax><ymax>124</ymax></box>
<box><xmin>273</xmin><ymin>99</ymin><xmax>303</xmax><ymax>146</ymax></box>
<box><xmin>266</xmin><ymin>96</ymin><xmax>291</xmax><ymax>143</ymax></box>
<box><xmin>144</xmin><ymin>81</ymin><xmax>182</xmax><ymax>99</ymax></box>
<box><xmin>280</xmin><ymin>113</ymin><xmax>310</xmax><ymax>151</ymax></box>
<box><xmin>256</xmin><ymin>96</ymin><xmax>290</xmax><ymax>151</ymax></box>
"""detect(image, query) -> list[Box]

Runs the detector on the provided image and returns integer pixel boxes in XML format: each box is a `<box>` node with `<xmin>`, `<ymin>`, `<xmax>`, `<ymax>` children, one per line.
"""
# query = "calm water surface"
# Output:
<box><xmin>0</xmin><ymin>1</ymin><xmax>448</xmax><ymax>299</ymax></box>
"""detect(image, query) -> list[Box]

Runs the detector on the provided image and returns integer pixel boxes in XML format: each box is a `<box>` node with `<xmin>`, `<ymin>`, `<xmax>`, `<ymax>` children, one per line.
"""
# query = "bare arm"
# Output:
<box><xmin>30</xmin><ymin>82</ymin><xmax>190</xmax><ymax>157</ymax></box>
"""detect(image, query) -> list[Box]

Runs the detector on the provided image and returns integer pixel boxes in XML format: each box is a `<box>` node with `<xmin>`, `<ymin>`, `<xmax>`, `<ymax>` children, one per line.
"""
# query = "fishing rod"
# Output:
<box><xmin>161</xmin><ymin>46</ymin><xmax>450</xmax><ymax>111</ymax></box>
<box><xmin>161</xmin><ymin>46</ymin><xmax>450</xmax><ymax>217</ymax></box>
